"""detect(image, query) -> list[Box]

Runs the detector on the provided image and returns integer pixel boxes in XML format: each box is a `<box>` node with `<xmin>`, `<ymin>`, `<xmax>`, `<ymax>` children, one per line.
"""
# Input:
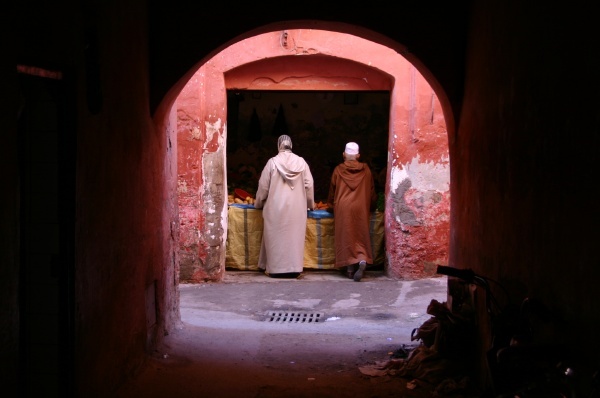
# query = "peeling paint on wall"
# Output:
<box><xmin>190</xmin><ymin>126</ymin><xmax>201</xmax><ymax>140</ymax></box>
<box><xmin>390</xmin><ymin>178</ymin><xmax>420</xmax><ymax>227</ymax></box>
<box><xmin>391</xmin><ymin>155</ymin><xmax>449</xmax><ymax>193</ymax></box>
<box><xmin>203</xmin><ymin>119</ymin><xmax>223</xmax><ymax>149</ymax></box>
<box><xmin>403</xmin><ymin>154</ymin><xmax>450</xmax><ymax>192</ymax></box>
<box><xmin>389</xmin><ymin>155</ymin><xmax>449</xmax><ymax>225</ymax></box>
<box><xmin>390</xmin><ymin>165</ymin><xmax>410</xmax><ymax>192</ymax></box>
<box><xmin>177</xmin><ymin>180</ymin><xmax>188</xmax><ymax>193</ymax></box>
<box><xmin>386</xmin><ymin>152</ymin><xmax>450</xmax><ymax>278</ymax></box>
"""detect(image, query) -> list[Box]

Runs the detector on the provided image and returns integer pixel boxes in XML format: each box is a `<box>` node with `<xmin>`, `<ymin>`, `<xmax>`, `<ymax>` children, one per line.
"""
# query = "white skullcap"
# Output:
<box><xmin>344</xmin><ymin>142</ymin><xmax>359</xmax><ymax>155</ymax></box>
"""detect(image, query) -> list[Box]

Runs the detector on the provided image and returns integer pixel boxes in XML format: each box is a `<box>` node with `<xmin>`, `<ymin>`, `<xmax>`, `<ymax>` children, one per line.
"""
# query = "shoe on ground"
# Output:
<box><xmin>354</xmin><ymin>260</ymin><xmax>367</xmax><ymax>282</ymax></box>
<box><xmin>342</xmin><ymin>265</ymin><xmax>355</xmax><ymax>279</ymax></box>
<box><xmin>268</xmin><ymin>272</ymin><xmax>301</xmax><ymax>279</ymax></box>
<box><xmin>341</xmin><ymin>269</ymin><xmax>354</xmax><ymax>279</ymax></box>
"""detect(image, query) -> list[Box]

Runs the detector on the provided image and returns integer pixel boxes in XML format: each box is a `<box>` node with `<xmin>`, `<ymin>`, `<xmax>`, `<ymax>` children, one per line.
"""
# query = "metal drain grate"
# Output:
<box><xmin>265</xmin><ymin>311</ymin><xmax>324</xmax><ymax>323</ymax></box>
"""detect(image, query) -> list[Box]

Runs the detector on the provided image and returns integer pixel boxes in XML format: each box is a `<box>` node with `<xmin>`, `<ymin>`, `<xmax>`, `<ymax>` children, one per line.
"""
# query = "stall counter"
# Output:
<box><xmin>226</xmin><ymin>204</ymin><xmax>384</xmax><ymax>271</ymax></box>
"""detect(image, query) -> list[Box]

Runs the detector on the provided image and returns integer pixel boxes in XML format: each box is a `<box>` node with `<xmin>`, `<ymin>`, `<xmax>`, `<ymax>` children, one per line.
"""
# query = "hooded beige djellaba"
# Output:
<box><xmin>253</xmin><ymin>135</ymin><xmax>315</xmax><ymax>275</ymax></box>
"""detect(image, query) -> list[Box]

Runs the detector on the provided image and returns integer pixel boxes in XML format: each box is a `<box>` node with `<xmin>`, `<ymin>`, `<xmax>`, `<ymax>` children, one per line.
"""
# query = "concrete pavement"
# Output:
<box><xmin>179</xmin><ymin>269</ymin><xmax>449</xmax><ymax>344</ymax></box>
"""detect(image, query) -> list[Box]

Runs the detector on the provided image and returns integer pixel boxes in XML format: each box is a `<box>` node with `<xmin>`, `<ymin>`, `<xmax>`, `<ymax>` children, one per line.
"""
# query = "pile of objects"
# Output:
<box><xmin>228</xmin><ymin>188</ymin><xmax>255</xmax><ymax>205</ymax></box>
<box><xmin>359</xmin><ymin>299</ymin><xmax>481</xmax><ymax>397</ymax></box>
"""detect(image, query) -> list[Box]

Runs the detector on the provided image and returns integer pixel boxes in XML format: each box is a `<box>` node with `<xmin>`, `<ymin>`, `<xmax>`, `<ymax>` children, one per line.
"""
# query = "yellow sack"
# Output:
<box><xmin>225</xmin><ymin>205</ymin><xmax>262</xmax><ymax>270</ymax></box>
<box><xmin>303</xmin><ymin>217</ymin><xmax>336</xmax><ymax>269</ymax></box>
<box><xmin>370</xmin><ymin>211</ymin><xmax>385</xmax><ymax>266</ymax></box>
<box><xmin>225</xmin><ymin>206</ymin><xmax>385</xmax><ymax>270</ymax></box>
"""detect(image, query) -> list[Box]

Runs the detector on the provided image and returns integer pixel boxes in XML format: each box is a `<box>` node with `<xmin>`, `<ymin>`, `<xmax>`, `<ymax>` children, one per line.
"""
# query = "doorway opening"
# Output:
<box><xmin>224</xmin><ymin>89</ymin><xmax>390</xmax><ymax>274</ymax></box>
<box><xmin>226</xmin><ymin>90</ymin><xmax>390</xmax><ymax>201</ymax></box>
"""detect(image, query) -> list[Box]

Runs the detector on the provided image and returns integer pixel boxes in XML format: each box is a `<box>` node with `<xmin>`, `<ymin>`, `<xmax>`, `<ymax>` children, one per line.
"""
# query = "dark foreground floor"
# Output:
<box><xmin>115</xmin><ymin>271</ymin><xmax>483</xmax><ymax>397</ymax></box>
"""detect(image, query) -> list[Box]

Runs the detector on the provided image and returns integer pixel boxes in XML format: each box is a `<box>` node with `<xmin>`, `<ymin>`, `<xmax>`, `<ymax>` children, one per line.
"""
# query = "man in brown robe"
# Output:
<box><xmin>254</xmin><ymin>135</ymin><xmax>315</xmax><ymax>278</ymax></box>
<box><xmin>327</xmin><ymin>142</ymin><xmax>377</xmax><ymax>281</ymax></box>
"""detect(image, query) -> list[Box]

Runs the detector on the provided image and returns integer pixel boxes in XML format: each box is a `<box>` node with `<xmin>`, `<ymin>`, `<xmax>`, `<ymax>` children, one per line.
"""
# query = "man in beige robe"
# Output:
<box><xmin>327</xmin><ymin>142</ymin><xmax>377</xmax><ymax>281</ymax></box>
<box><xmin>254</xmin><ymin>135</ymin><xmax>315</xmax><ymax>278</ymax></box>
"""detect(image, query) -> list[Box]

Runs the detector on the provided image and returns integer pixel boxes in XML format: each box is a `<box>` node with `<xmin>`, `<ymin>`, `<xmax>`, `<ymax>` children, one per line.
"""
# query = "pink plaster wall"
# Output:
<box><xmin>177</xmin><ymin>29</ymin><xmax>450</xmax><ymax>282</ymax></box>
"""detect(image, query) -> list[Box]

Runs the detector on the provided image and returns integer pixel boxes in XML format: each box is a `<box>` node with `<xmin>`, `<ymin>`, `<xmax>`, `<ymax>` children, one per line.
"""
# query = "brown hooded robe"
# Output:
<box><xmin>327</xmin><ymin>159</ymin><xmax>377</xmax><ymax>268</ymax></box>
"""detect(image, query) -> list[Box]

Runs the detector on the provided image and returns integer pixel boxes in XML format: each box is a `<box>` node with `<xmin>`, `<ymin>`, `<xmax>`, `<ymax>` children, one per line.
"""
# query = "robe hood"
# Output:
<box><xmin>273</xmin><ymin>150</ymin><xmax>306</xmax><ymax>189</ymax></box>
<box><xmin>338</xmin><ymin>160</ymin><xmax>366</xmax><ymax>190</ymax></box>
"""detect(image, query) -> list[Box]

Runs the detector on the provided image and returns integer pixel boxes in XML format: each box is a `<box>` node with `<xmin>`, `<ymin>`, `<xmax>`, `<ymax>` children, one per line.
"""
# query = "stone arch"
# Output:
<box><xmin>162</xmin><ymin>23</ymin><xmax>452</xmax><ymax>282</ymax></box>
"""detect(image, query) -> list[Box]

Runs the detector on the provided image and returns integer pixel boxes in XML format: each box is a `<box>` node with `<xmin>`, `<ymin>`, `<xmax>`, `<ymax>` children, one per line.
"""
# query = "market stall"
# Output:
<box><xmin>225</xmin><ymin>204</ymin><xmax>384</xmax><ymax>271</ymax></box>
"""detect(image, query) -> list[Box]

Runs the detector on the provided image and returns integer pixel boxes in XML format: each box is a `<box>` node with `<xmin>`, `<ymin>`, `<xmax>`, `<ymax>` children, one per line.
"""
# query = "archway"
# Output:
<box><xmin>173</xmin><ymin>26</ymin><xmax>451</xmax><ymax>283</ymax></box>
